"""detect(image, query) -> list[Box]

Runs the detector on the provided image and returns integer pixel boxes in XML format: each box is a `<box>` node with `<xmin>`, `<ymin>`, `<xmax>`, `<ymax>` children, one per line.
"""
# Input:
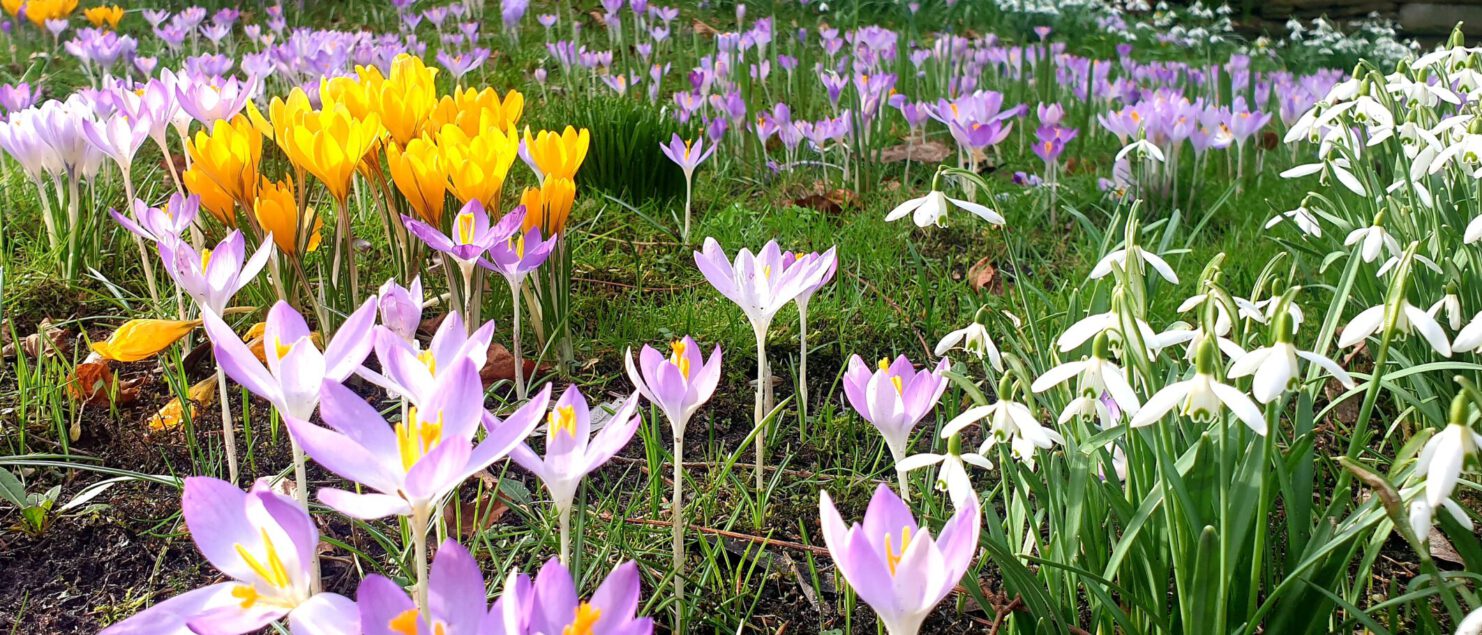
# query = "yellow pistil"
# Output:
<box><xmin>547</xmin><ymin>405</ymin><xmax>577</xmax><ymax>441</ymax></box>
<box><xmin>418</xmin><ymin>350</ymin><xmax>437</xmax><ymax>376</ymax></box>
<box><xmin>200</xmin><ymin>248</ymin><xmax>213</xmax><ymax>272</ymax></box>
<box><xmin>891</xmin><ymin>376</ymin><xmax>904</xmax><ymax>394</ymax></box>
<box><xmin>235</xmin><ymin>528</ymin><xmax>293</xmax><ymax>591</ymax></box>
<box><xmin>510</xmin><ymin>233</ymin><xmax>526</xmax><ymax>259</ymax></box>
<box><xmin>877</xmin><ymin>358</ymin><xmax>891</xmax><ymax>371</ymax></box>
<box><xmin>457</xmin><ymin>212</ymin><xmax>476</xmax><ymax>244</ymax></box>
<box><xmin>683</xmin><ymin>138</ymin><xmax>694</xmax><ymax>161</ymax></box>
<box><xmin>395</xmin><ymin>406</ymin><xmax>444</xmax><ymax>471</ymax></box>
<box><xmin>562</xmin><ymin>602</ymin><xmax>602</xmax><ymax>635</ymax></box>
<box><xmin>670</xmin><ymin>340</ymin><xmax>691</xmax><ymax>379</ymax></box>
<box><xmin>884</xmin><ymin>526</ymin><xmax>912</xmax><ymax>576</ymax></box>
<box><xmin>762</xmin><ymin>265</ymin><xmax>772</xmax><ymax>279</ymax></box>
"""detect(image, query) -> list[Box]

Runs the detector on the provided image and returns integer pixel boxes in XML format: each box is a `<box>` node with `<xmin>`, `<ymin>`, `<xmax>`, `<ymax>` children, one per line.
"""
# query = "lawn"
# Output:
<box><xmin>0</xmin><ymin>0</ymin><xmax>1478</xmax><ymax>633</ymax></box>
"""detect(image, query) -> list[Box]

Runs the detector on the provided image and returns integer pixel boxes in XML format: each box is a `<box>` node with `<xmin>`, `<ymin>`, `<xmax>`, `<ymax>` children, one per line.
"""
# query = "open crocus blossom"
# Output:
<box><xmin>658</xmin><ymin>133</ymin><xmax>715</xmax><ymax>242</ymax></box>
<box><xmin>111</xmin><ymin>193</ymin><xmax>200</xmax><ymax>245</ymax></box>
<box><xmin>819</xmin><ymin>484</ymin><xmax>980</xmax><ymax>635</ymax></box>
<box><xmin>404</xmin><ymin>199</ymin><xmax>522</xmax><ymax>321</ymax></box>
<box><xmin>364</xmin><ymin>311</ymin><xmax>495</xmax><ymax>405</ymax></box>
<box><xmin>885</xmin><ymin>188</ymin><xmax>1004</xmax><ymax>227</ymax></box>
<box><xmin>494</xmin><ymin>557</ymin><xmax>653</xmax><ymax>635</ymax></box>
<box><xmin>293</xmin><ymin>363</ymin><xmax>547</xmax><ymax>520</ymax></box>
<box><xmin>159</xmin><ymin>229</ymin><xmax>273</xmax><ymax>315</ymax></box>
<box><xmin>511</xmin><ymin>386</ymin><xmax>642</xmax><ymax>563</ymax></box>
<box><xmin>100</xmin><ymin>477</ymin><xmax>358</xmax><ymax>635</ymax></box>
<box><xmin>355</xmin><ymin>539</ymin><xmax>491</xmax><ymax>635</ymax></box>
<box><xmin>843</xmin><ymin>354</ymin><xmax>951</xmax><ymax>501</ymax></box>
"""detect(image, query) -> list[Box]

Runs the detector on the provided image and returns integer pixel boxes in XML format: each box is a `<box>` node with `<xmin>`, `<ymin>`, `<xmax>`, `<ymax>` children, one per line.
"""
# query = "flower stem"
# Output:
<box><xmin>672</xmin><ymin>435</ymin><xmax>686</xmax><ymax>630</ymax></box>
<box><xmin>289</xmin><ymin>436</ymin><xmax>320</xmax><ymax>593</ymax></box>
<box><xmin>558</xmin><ymin>503</ymin><xmax>573</xmax><ymax>565</ymax></box>
<box><xmin>682</xmin><ymin>176</ymin><xmax>693</xmax><ymax>244</ymax></box>
<box><xmin>754</xmin><ymin>328</ymin><xmax>768</xmax><ymax>494</ymax></box>
<box><xmin>798</xmin><ymin>305</ymin><xmax>809</xmax><ymax>434</ymax></box>
<box><xmin>411</xmin><ymin>503</ymin><xmax>431</xmax><ymax>617</ymax></box>
<box><xmin>511</xmin><ymin>281</ymin><xmax>526</xmax><ymax>400</ymax></box>
<box><xmin>215</xmin><ymin>365</ymin><xmax>238</xmax><ymax>484</ymax></box>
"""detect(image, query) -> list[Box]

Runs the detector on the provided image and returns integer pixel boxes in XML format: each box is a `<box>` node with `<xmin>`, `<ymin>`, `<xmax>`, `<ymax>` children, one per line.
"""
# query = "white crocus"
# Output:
<box><xmin>1131</xmin><ymin>341</ymin><xmax>1267</xmax><ymax>435</ymax></box>
<box><xmin>885</xmin><ymin>189</ymin><xmax>1005</xmax><ymax>227</ymax></box>
<box><xmin>1090</xmin><ymin>245</ymin><xmax>1180</xmax><ymax>284</ymax></box>
<box><xmin>934</xmin><ymin>322</ymin><xmax>1002</xmax><ymax>371</ymax></box>
<box><xmin>1031</xmin><ymin>333</ymin><xmax>1141</xmax><ymax>418</ymax></box>
<box><xmin>1338</xmin><ymin>299</ymin><xmax>1452</xmax><ymax>357</ymax></box>
<box><xmin>944</xmin><ymin>398</ymin><xmax>1065</xmax><ymax>471</ymax></box>
<box><xmin>1229</xmin><ymin>317</ymin><xmax>1354</xmax><ymax>404</ymax></box>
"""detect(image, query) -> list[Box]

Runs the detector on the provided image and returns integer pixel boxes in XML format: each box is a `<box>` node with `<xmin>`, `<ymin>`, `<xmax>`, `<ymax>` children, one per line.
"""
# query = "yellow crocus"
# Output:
<box><xmin>519</xmin><ymin>176</ymin><xmax>576</xmax><ymax>237</ymax></box>
<box><xmin>21</xmin><ymin>0</ymin><xmax>77</xmax><ymax>25</ymax></box>
<box><xmin>428</xmin><ymin>86</ymin><xmax>524</xmax><ymax>137</ymax></box>
<box><xmin>253</xmin><ymin>177</ymin><xmax>323</xmax><ymax>256</ymax></box>
<box><xmin>249</xmin><ymin>89</ymin><xmax>314</xmax><ymax>146</ymax></box>
<box><xmin>437</xmin><ymin>124</ymin><xmax>518</xmax><ymax>207</ymax></box>
<box><xmin>2</xmin><ymin>0</ymin><xmax>22</xmax><ymax>18</ymax></box>
<box><xmin>523</xmin><ymin>126</ymin><xmax>590</xmax><ymax>182</ymax></box>
<box><xmin>184</xmin><ymin>115</ymin><xmax>262</xmax><ymax>225</ymax></box>
<box><xmin>370</xmin><ymin>55</ymin><xmax>440</xmax><ymax>146</ymax></box>
<box><xmin>83</xmin><ymin>4</ymin><xmax>123</xmax><ymax>29</ymax></box>
<box><xmin>278</xmin><ymin>104</ymin><xmax>382</xmax><ymax>203</ymax></box>
<box><xmin>387</xmin><ymin>137</ymin><xmax>449</xmax><ymax>226</ymax></box>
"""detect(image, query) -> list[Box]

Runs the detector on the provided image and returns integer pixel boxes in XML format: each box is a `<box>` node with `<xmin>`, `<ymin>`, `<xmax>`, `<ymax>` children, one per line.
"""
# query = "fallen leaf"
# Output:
<box><xmin>444</xmin><ymin>490</ymin><xmax>512</xmax><ymax>540</ymax></box>
<box><xmin>1430</xmin><ymin>527</ymin><xmax>1463</xmax><ymax>565</ymax></box>
<box><xmin>1064</xmin><ymin>156</ymin><xmax>1099</xmax><ymax>175</ymax></box>
<box><xmin>784</xmin><ymin>181</ymin><xmax>859</xmax><ymax>214</ymax></box>
<box><xmin>692</xmin><ymin>18</ymin><xmax>718</xmax><ymax>36</ymax></box>
<box><xmin>91</xmin><ymin>318</ymin><xmax>202</xmax><ymax>362</ymax></box>
<box><xmin>2</xmin><ymin>319</ymin><xmax>70</xmax><ymax>358</ymax></box>
<box><xmin>968</xmin><ymin>257</ymin><xmax>1007</xmax><ymax>295</ymax></box>
<box><xmin>879</xmin><ymin>139</ymin><xmax>951</xmax><ymax>164</ymax></box>
<box><xmin>67</xmin><ymin>352</ymin><xmax>140</xmax><ymax>406</ymax></box>
<box><xmin>148</xmin><ymin>376</ymin><xmax>219</xmax><ymax>432</ymax></box>
<box><xmin>1260</xmin><ymin>130</ymin><xmax>1280</xmax><ymax>151</ymax></box>
<box><xmin>480</xmin><ymin>342</ymin><xmax>546</xmax><ymax>388</ymax></box>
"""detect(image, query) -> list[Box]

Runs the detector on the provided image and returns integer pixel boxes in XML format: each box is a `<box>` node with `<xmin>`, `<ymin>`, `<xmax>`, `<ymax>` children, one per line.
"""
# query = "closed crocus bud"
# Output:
<box><xmin>377</xmin><ymin>277</ymin><xmax>424</xmax><ymax>343</ymax></box>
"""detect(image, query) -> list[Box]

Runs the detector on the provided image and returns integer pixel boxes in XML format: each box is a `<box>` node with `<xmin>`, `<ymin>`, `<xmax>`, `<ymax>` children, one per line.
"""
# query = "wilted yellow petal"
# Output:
<box><xmin>90</xmin><ymin>319</ymin><xmax>203</xmax><ymax>363</ymax></box>
<box><xmin>148</xmin><ymin>377</ymin><xmax>219</xmax><ymax>432</ymax></box>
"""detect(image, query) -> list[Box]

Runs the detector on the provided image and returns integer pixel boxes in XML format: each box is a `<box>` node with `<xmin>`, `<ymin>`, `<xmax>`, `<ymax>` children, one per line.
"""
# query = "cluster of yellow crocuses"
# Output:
<box><xmin>180</xmin><ymin>54</ymin><xmax>589</xmax><ymax>269</ymax></box>
<box><xmin>2</xmin><ymin>0</ymin><xmax>79</xmax><ymax>27</ymax></box>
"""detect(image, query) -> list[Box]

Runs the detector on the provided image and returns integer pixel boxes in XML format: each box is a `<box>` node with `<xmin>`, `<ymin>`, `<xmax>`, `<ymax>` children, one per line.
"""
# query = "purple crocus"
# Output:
<box><xmin>479</xmin><ymin>214</ymin><xmax>556</xmax><ymax>399</ymax></box>
<box><xmin>294</xmin><ymin>362</ymin><xmax>547</xmax><ymax>521</ymax></box>
<box><xmin>0</xmin><ymin>82</ymin><xmax>40</xmax><ymax>113</ymax></box>
<box><xmin>843</xmin><ymin>355</ymin><xmax>951</xmax><ymax>501</ymax></box>
<box><xmin>403</xmin><ymin>199</ymin><xmax>519</xmax><ymax>265</ymax></box>
<box><xmin>159</xmin><ymin>230</ymin><xmax>272</xmax><ymax>315</ymax></box>
<box><xmin>363</xmin><ymin>312</ymin><xmax>495</xmax><ymax>405</ymax></box>
<box><xmin>175</xmin><ymin>73</ymin><xmax>255</xmax><ymax>126</ymax></box>
<box><xmin>495</xmin><ymin>558</ymin><xmax>653</xmax><ymax>635</ymax></box>
<box><xmin>355</xmin><ymin>539</ymin><xmax>491</xmax><ymax>635</ymax></box>
<box><xmin>510</xmin><ymin>386</ymin><xmax>642</xmax><ymax>563</ymax></box>
<box><xmin>376</xmin><ymin>277</ymin><xmax>424</xmax><ymax>344</ymax></box>
<box><xmin>99</xmin><ymin>478</ymin><xmax>358</xmax><ymax>635</ymax></box>
<box><xmin>111</xmin><ymin>193</ymin><xmax>200</xmax><ymax>246</ymax></box>
<box><xmin>659</xmin><ymin>133</ymin><xmax>716</xmax><ymax>242</ymax></box>
<box><xmin>819</xmin><ymin>484</ymin><xmax>981</xmax><ymax>635</ymax></box>
<box><xmin>436</xmin><ymin>48</ymin><xmax>490</xmax><ymax>84</ymax></box>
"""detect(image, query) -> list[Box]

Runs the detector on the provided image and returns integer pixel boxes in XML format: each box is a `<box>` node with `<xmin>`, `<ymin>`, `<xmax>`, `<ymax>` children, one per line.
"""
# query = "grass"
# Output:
<box><xmin>0</xmin><ymin>0</ymin><xmax>1455</xmax><ymax>633</ymax></box>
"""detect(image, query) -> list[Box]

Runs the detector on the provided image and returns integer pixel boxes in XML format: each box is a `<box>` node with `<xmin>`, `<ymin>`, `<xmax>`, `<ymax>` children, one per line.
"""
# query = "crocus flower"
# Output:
<box><xmin>494</xmin><ymin>557</ymin><xmax>653</xmax><ymax>635</ymax></box>
<box><xmin>480</xmin><ymin>217</ymin><xmax>556</xmax><ymax>400</ymax></box>
<box><xmin>294</xmin><ymin>363</ymin><xmax>547</xmax><ymax>521</ymax></box>
<box><xmin>355</xmin><ymin>539</ymin><xmax>490</xmax><ymax>635</ymax></box>
<box><xmin>403</xmin><ymin>200</ymin><xmax>521</xmax><ymax>265</ymax></box>
<box><xmin>100</xmin><ymin>478</ymin><xmax>358</xmax><ymax>635</ymax></box>
<box><xmin>819</xmin><ymin>484</ymin><xmax>980</xmax><ymax>635</ymax></box>
<box><xmin>659</xmin><ymin>133</ymin><xmax>716</xmax><ymax>242</ymax></box>
<box><xmin>376</xmin><ymin>277</ymin><xmax>424</xmax><ymax>344</ymax></box>
<box><xmin>843</xmin><ymin>354</ymin><xmax>950</xmax><ymax>500</ymax></box>
<box><xmin>111</xmin><ymin>193</ymin><xmax>200</xmax><ymax>246</ymax></box>
<box><xmin>159</xmin><ymin>230</ymin><xmax>273</xmax><ymax>315</ymax></box>
<box><xmin>176</xmin><ymin>74</ymin><xmax>256</xmax><ymax>126</ymax></box>
<box><xmin>363</xmin><ymin>312</ymin><xmax>496</xmax><ymax>405</ymax></box>
<box><xmin>510</xmin><ymin>386</ymin><xmax>642</xmax><ymax>563</ymax></box>
<box><xmin>781</xmin><ymin>248</ymin><xmax>837</xmax><ymax>412</ymax></box>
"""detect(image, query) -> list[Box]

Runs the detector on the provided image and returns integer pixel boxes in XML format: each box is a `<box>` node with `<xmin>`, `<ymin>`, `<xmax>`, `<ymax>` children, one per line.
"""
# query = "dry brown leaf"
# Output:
<box><xmin>784</xmin><ymin>181</ymin><xmax>859</xmax><ymax>214</ymax></box>
<box><xmin>90</xmin><ymin>318</ymin><xmax>202</xmax><ymax>362</ymax></box>
<box><xmin>148</xmin><ymin>376</ymin><xmax>219</xmax><ymax>432</ymax></box>
<box><xmin>480</xmin><ymin>342</ymin><xmax>546</xmax><ymax>388</ymax></box>
<box><xmin>2</xmin><ymin>320</ymin><xmax>70</xmax><ymax>358</ymax></box>
<box><xmin>879</xmin><ymin>139</ymin><xmax>951</xmax><ymax>164</ymax></box>
<box><xmin>67</xmin><ymin>352</ymin><xmax>140</xmax><ymax>406</ymax></box>
<box><xmin>692</xmin><ymin>18</ymin><xmax>719</xmax><ymax>36</ymax></box>
<box><xmin>968</xmin><ymin>257</ymin><xmax>1007</xmax><ymax>295</ymax></box>
<box><xmin>444</xmin><ymin>491</ymin><xmax>512</xmax><ymax>540</ymax></box>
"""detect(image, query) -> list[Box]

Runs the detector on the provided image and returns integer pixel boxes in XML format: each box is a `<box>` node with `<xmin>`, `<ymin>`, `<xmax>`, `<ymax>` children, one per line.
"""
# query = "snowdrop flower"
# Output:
<box><xmin>1131</xmin><ymin>340</ymin><xmax>1267</xmax><ymax>435</ymax></box>
<box><xmin>1265</xmin><ymin>203</ymin><xmax>1322</xmax><ymax>237</ymax></box>
<box><xmin>1089</xmin><ymin>243</ymin><xmax>1179</xmax><ymax>284</ymax></box>
<box><xmin>1151</xmin><ymin>322</ymin><xmax>1248</xmax><ymax>362</ymax></box>
<box><xmin>1453</xmin><ymin>604</ymin><xmax>1482</xmax><ymax>635</ymax></box>
<box><xmin>1410</xmin><ymin>397</ymin><xmax>1481</xmax><ymax>540</ymax></box>
<box><xmin>1455</xmin><ymin>312</ymin><xmax>1482</xmax><ymax>353</ymax></box>
<box><xmin>943</xmin><ymin>386</ymin><xmax>1065</xmax><ymax>471</ymax></box>
<box><xmin>1031</xmin><ymin>333</ymin><xmax>1141</xmax><ymax>418</ymax></box>
<box><xmin>1056</xmin><ymin>306</ymin><xmax>1159</xmax><ymax>355</ymax></box>
<box><xmin>1281</xmin><ymin>155</ymin><xmax>1366</xmax><ymax>196</ymax></box>
<box><xmin>885</xmin><ymin>188</ymin><xmax>1004</xmax><ymax>227</ymax></box>
<box><xmin>1115</xmin><ymin>138</ymin><xmax>1165</xmax><ymax>163</ymax></box>
<box><xmin>934</xmin><ymin>321</ymin><xmax>1001</xmax><ymax>371</ymax></box>
<box><xmin>1430</xmin><ymin>284</ymin><xmax>1464</xmax><ymax>331</ymax></box>
<box><xmin>1229</xmin><ymin>312</ymin><xmax>1354</xmax><ymax>403</ymax></box>
<box><xmin>1338</xmin><ymin>298</ymin><xmax>1452</xmax><ymax>357</ymax></box>
<box><xmin>1468</xmin><ymin>215</ymin><xmax>1482</xmax><ymax>244</ymax></box>
<box><xmin>895</xmin><ymin>434</ymin><xmax>990</xmax><ymax>508</ymax></box>
<box><xmin>1344</xmin><ymin>215</ymin><xmax>1401</xmax><ymax>263</ymax></box>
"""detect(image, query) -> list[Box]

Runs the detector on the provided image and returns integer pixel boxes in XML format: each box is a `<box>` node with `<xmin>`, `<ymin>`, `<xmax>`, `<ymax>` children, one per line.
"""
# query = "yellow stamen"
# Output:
<box><xmin>231</xmin><ymin>584</ymin><xmax>261</xmax><ymax>609</ymax></box>
<box><xmin>418</xmin><ymin>350</ymin><xmax>437</xmax><ymax>376</ymax></box>
<box><xmin>388</xmin><ymin>609</ymin><xmax>421</xmax><ymax>635</ymax></box>
<box><xmin>562</xmin><ymin>602</ymin><xmax>602</xmax><ymax>635</ymax></box>
<box><xmin>670</xmin><ymin>340</ymin><xmax>691</xmax><ymax>379</ymax></box>
<box><xmin>200</xmin><ymin>248</ymin><xmax>213</xmax><ymax>272</ymax></box>
<box><xmin>762</xmin><ymin>265</ymin><xmax>772</xmax><ymax>279</ymax></box>
<box><xmin>884</xmin><ymin>526</ymin><xmax>912</xmax><ymax>576</ymax></box>
<box><xmin>547</xmin><ymin>405</ymin><xmax>577</xmax><ymax>441</ymax></box>
<box><xmin>891</xmin><ymin>376</ymin><xmax>904</xmax><ymax>394</ymax></box>
<box><xmin>683</xmin><ymin>138</ymin><xmax>694</xmax><ymax>161</ymax></box>
<box><xmin>877</xmin><ymin>357</ymin><xmax>891</xmax><ymax>372</ymax></box>
<box><xmin>235</xmin><ymin>528</ymin><xmax>293</xmax><ymax>590</ymax></box>
<box><xmin>511</xmin><ymin>233</ymin><xmax>526</xmax><ymax>259</ymax></box>
<box><xmin>395</xmin><ymin>406</ymin><xmax>444</xmax><ymax>472</ymax></box>
<box><xmin>274</xmin><ymin>337</ymin><xmax>293</xmax><ymax>361</ymax></box>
